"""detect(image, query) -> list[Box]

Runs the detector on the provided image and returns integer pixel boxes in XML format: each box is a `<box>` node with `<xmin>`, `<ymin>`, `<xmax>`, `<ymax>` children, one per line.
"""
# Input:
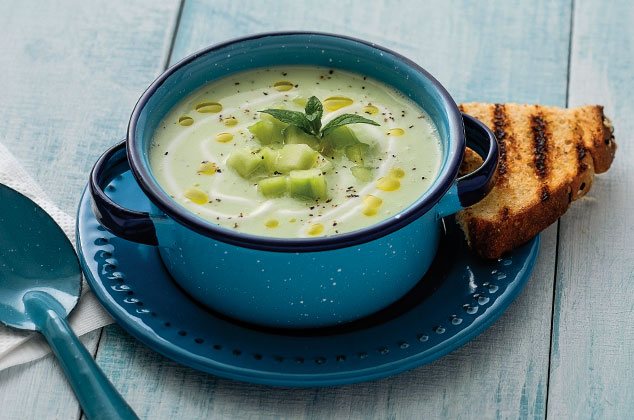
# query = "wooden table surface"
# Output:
<box><xmin>1</xmin><ymin>1</ymin><xmax>632</xmax><ymax>418</ymax></box>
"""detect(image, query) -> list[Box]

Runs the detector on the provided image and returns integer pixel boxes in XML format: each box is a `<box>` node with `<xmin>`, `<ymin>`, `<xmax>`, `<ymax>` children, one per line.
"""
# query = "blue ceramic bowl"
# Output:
<box><xmin>89</xmin><ymin>32</ymin><xmax>498</xmax><ymax>328</ymax></box>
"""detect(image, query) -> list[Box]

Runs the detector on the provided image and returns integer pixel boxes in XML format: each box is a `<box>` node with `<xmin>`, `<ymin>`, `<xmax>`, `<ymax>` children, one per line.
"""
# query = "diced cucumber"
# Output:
<box><xmin>276</xmin><ymin>144</ymin><xmax>318</xmax><ymax>173</ymax></box>
<box><xmin>283</xmin><ymin>125</ymin><xmax>320</xmax><ymax>149</ymax></box>
<box><xmin>345</xmin><ymin>143</ymin><xmax>370</xmax><ymax>164</ymax></box>
<box><xmin>350</xmin><ymin>166</ymin><xmax>373</xmax><ymax>182</ymax></box>
<box><xmin>289</xmin><ymin>168</ymin><xmax>328</xmax><ymax>201</ymax></box>
<box><xmin>314</xmin><ymin>154</ymin><xmax>334</xmax><ymax>173</ymax></box>
<box><xmin>260</xmin><ymin>144</ymin><xmax>319</xmax><ymax>174</ymax></box>
<box><xmin>260</xmin><ymin>147</ymin><xmax>279</xmax><ymax>173</ymax></box>
<box><xmin>258</xmin><ymin>176</ymin><xmax>289</xmax><ymax>197</ymax></box>
<box><xmin>322</xmin><ymin>126</ymin><xmax>360</xmax><ymax>149</ymax></box>
<box><xmin>318</xmin><ymin>138</ymin><xmax>336</xmax><ymax>159</ymax></box>
<box><xmin>226</xmin><ymin>148</ymin><xmax>264</xmax><ymax>179</ymax></box>
<box><xmin>248</xmin><ymin>120</ymin><xmax>285</xmax><ymax>145</ymax></box>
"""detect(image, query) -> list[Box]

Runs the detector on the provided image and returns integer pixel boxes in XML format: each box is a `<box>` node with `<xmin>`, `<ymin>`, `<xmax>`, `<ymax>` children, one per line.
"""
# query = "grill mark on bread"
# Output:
<box><xmin>576</xmin><ymin>142</ymin><xmax>588</xmax><ymax>172</ymax></box>
<box><xmin>492</xmin><ymin>104</ymin><xmax>509</xmax><ymax>181</ymax></box>
<box><xmin>458</xmin><ymin>104</ymin><xmax>465</xmax><ymax>113</ymax></box>
<box><xmin>569</xmin><ymin>105</ymin><xmax>615</xmax><ymax>174</ymax></box>
<box><xmin>576</xmin><ymin>143</ymin><xmax>586</xmax><ymax>161</ymax></box>
<box><xmin>541</xmin><ymin>186</ymin><xmax>550</xmax><ymax>202</ymax></box>
<box><xmin>531</xmin><ymin>113</ymin><xmax>550</xmax><ymax>178</ymax></box>
<box><xmin>501</xmin><ymin>207</ymin><xmax>510</xmax><ymax>221</ymax></box>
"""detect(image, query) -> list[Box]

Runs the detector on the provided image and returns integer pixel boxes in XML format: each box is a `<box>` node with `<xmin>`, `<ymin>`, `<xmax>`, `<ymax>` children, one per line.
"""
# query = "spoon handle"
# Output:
<box><xmin>26</xmin><ymin>294</ymin><xmax>139</xmax><ymax>420</ymax></box>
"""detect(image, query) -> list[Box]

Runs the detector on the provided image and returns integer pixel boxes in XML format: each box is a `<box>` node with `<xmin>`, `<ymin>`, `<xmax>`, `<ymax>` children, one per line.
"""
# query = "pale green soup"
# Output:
<box><xmin>149</xmin><ymin>66</ymin><xmax>442</xmax><ymax>238</ymax></box>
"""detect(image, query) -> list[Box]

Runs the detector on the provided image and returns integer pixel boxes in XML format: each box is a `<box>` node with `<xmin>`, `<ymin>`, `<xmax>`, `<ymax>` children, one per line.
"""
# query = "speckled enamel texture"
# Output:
<box><xmin>90</xmin><ymin>33</ymin><xmax>498</xmax><ymax>328</ymax></box>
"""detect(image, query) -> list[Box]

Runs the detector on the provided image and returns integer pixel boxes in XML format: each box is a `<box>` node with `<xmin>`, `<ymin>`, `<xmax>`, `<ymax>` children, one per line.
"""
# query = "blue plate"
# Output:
<box><xmin>76</xmin><ymin>166</ymin><xmax>539</xmax><ymax>387</ymax></box>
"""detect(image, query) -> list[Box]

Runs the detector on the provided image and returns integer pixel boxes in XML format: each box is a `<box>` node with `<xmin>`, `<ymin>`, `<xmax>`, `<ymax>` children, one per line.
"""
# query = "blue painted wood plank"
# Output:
<box><xmin>92</xmin><ymin>1</ymin><xmax>572</xmax><ymax>418</ymax></box>
<box><xmin>0</xmin><ymin>0</ymin><xmax>181</xmax><ymax>214</ymax></box>
<box><xmin>172</xmin><ymin>0</ymin><xmax>572</xmax><ymax>106</ymax></box>
<box><xmin>547</xmin><ymin>1</ymin><xmax>634</xmax><ymax>418</ymax></box>
<box><xmin>0</xmin><ymin>1</ymin><xmax>181</xmax><ymax>419</ymax></box>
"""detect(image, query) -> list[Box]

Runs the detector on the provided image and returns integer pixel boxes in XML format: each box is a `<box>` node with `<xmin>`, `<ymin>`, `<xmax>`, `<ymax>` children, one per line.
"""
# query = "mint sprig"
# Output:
<box><xmin>256</xmin><ymin>109</ymin><xmax>314</xmax><ymax>134</ymax></box>
<box><xmin>304</xmin><ymin>96</ymin><xmax>324</xmax><ymax>135</ymax></box>
<box><xmin>259</xmin><ymin>96</ymin><xmax>379</xmax><ymax>138</ymax></box>
<box><xmin>321</xmin><ymin>114</ymin><xmax>379</xmax><ymax>137</ymax></box>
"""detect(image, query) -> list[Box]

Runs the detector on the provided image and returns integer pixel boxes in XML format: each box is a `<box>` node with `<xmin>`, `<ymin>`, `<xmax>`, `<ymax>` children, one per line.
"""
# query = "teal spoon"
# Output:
<box><xmin>0</xmin><ymin>184</ymin><xmax>138</xmax><ymax>420</ymax></box>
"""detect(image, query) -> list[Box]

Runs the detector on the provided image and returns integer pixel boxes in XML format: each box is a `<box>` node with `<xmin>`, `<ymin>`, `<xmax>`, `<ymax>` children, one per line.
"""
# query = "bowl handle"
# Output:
<box><xmin>89</xmin><ymin>140</ymin><xmax>159</xmax><ymax>246</ymax></box>
<box><xmin>436</xmin><ymin>113</ymin><xmax>499</xmax><ymax>218</ymax></box>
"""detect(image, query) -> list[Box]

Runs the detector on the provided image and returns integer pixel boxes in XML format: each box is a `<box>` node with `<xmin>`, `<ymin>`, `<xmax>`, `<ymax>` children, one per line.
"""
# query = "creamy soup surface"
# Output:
<box><xmin>149</xmin><ymin>66</ymin><xmax>442</xmax><ymax>238</ymax></box>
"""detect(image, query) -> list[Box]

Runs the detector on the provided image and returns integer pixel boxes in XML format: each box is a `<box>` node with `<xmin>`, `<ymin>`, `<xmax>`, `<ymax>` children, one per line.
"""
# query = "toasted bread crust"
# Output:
<box><xmin>573</xmin><ymin>105</ymin><xmax>616</xmax><ymax>173</ymax></box>
<box><xmin>460</xmin><ymin>183</ymin><xmax>571</xmax><ymax>259</ymax></box>
<box><xmin>456</xmin><ymin>103</ymin><xmax>613</xmax><ymax>259</ymax></box>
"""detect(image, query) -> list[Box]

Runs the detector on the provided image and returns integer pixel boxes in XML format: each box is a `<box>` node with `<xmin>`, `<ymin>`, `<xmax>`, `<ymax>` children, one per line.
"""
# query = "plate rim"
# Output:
<box><xmin>77</xmin><ymin>184</ymin><xmax>539</xmax><ymax>387</ymax></box>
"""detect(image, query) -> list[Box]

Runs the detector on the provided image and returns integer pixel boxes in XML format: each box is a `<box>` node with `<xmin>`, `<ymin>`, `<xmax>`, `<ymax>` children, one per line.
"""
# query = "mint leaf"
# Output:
<box><xmin>259</xmin><ymin>109</ymin><xmax>312</xmax><ymax>134</ymax></box>
<box><xmin>304</xmin><ymin>96</ymin><xmax>323</xmax><ymax>135</ymax></box>
<box><xmin>321</xmin><ymin>114</ymin><xmax>380</xmax><ymax>138</ymax></box>
<box><xmin>261</xmin><ymin>97</ymin><xmax>381</xmax><ymax>141</ymax></box>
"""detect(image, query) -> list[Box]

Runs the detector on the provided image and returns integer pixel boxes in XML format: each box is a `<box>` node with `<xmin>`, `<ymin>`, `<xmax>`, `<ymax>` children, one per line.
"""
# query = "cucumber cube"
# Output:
<box><xmin>226</xmin><ymin>148</ymin><xmax>264</xmax><ymax>179</ymax></box>
<box><xmin>283</xmin><ymin>125</ymin><xmax>320</xmax><ymax>149</ymax></box>
<box><xmin>260</xmin><ymin>147</ymin><xmax>279</xmax><ymax>173</ymax></box>
<box><xmin>276</xmin><ymin>144</ymin><xmax>318</xmax><ymax>173</ymax></box>
<box><xmin>345</xmin><ymin>143</ymin><xmax>370</xmax><ymax>164</ymax></box>
<box><xmin>314</xmin><ymin>153</ymin><xmax>334</xmax><ymax>173</ymax></box>
<box><xmin>350</xmin><ymin>166</ymin><xmax>373</xmax><ymax>182</ymax></box>
<box><xmin>248</xmin><ymin>120</ymin><xmax>285</xmax><ymax>145</ymax></box>
<box><xmin>290</xmin><ymin>168</ymin><xmax>328</xmax><ymax>201</ymax></box>
<box><xmin>322</xmin><ymin>126</ymin><xmax>359</xmax><ymax>149</ymax></box>
<box><xmin>258</xmin><ymin>176</ymin><xmax>289</xmax><ymax>197</ymax></box>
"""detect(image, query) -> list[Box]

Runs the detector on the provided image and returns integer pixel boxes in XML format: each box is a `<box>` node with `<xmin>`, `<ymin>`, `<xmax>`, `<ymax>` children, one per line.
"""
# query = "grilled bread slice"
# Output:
<box><xmin>455</xmin><ymin>103</ymin><xmax>616</xmax><ymax>259</ymax></box>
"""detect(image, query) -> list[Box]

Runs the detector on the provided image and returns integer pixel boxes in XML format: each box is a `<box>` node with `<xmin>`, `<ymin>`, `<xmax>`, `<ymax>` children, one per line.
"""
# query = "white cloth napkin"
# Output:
<box><xmin>0</xmin><ymin>142</ymin><xmax>114</xmax><ymax>371</ymax></box>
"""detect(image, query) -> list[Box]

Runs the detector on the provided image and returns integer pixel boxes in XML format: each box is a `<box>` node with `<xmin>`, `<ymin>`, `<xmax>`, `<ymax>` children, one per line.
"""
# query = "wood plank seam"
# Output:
<box><xmin>161</xmin><ymin>0</ymin><xmax>187</xmax><ymax>72</ymax></box>
<box><xmin>544</xmin><ymin>0</ymin><xmax>575</xmax><ymax>418</ymax></box>
<box><xmin>89</xmin><ymin>1</ymin><xmax>186</xmax><ymax>374</ymax></box>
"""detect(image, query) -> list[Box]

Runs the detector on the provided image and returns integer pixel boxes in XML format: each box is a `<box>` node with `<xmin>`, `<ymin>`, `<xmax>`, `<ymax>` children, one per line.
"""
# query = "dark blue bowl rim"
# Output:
<box><xmin>127</xmin><ymin>31</ymin><xmax>464</xmax><ymax>253</ymax></box>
